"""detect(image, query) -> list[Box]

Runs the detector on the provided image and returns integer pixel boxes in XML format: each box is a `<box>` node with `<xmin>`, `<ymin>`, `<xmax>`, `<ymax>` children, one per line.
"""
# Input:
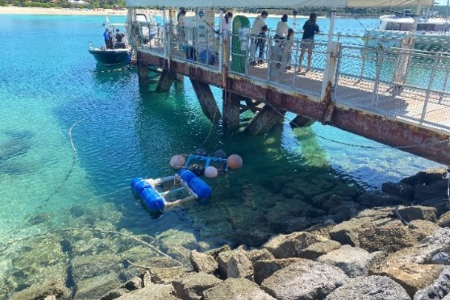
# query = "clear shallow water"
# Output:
<box><xmin>0</xmin><ymin>14</ymin><xmax>442</xmax><ymax>299</ymax></box>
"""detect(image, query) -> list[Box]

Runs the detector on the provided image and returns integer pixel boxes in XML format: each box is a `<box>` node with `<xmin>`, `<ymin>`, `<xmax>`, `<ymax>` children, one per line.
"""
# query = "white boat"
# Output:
<box><xmin>364</xmin><ymin>9</ymin><xmax>450</xmax><ymax>51</ymax></box>
<box><xmin>88</xmin><ymin>19</ymin><xmax>132</xmax><ymax>65</ymax></box>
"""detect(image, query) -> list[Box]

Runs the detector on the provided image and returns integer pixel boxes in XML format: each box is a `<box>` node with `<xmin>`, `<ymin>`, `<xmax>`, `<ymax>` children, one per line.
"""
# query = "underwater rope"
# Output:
<box><xmin>37</xmin><ymin>119</ymin><xmax>85</xmax><ymax>210</ymax></box>
<box><xmin>0</xmin><ymin>227</ymin><xmax>184</xmax><ymax>269</ymax></box>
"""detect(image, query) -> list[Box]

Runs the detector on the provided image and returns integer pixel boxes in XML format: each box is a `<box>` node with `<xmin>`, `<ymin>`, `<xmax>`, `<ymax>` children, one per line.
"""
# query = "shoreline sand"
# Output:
<box><xmin>0</xmin><ymin>6</ymin><xmax>311</xmax><ymax>18</ymax></box>
<box><xmin>0</xmin><ymin>6</ymin><xmax>127</xmax><ymax>15</ymax></box>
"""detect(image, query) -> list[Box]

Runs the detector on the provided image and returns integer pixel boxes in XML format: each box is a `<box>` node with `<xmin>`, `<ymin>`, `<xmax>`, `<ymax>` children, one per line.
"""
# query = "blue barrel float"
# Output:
<box><xmin>131</xmin><ymin>170</ymin><xmax>211</xmax><ymax>215</ymax></box>
<box><xmin>130</xmin><ymin>177</ymin><xmax>166</xmax><ymax>212</ymax></box>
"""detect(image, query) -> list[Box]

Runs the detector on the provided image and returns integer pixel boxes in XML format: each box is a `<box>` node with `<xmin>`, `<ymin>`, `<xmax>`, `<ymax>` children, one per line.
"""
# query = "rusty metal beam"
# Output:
<box><xmin>190</xmin><ymin>79</ymin><xmax>221</xmax><ymax>122</ymax></box>
<box><xmin>137</xmin><ymin>52</ymin><xmax>450</xmax><ymax>165</ymax></box>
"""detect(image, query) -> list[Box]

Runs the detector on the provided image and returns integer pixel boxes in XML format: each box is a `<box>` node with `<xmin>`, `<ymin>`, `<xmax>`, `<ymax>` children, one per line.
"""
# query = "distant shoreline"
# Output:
<box><xmin>0</xmin><ymin>6</ymin><xmax>127</xmax><ymax>15</ymax></box>
<box><xmin>0</xmin><ymin>6</ymin><xmax>315</xmax><ymax>18</ymax></box>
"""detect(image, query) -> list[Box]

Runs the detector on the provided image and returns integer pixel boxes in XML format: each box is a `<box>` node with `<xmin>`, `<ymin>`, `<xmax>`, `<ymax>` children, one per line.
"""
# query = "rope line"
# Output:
<box><xmin>37</xmin><ymin>119</ymin><xmax>85</xmax><ymax>210</ymax></box>
<box><xmin>0</xmin><ymin>227</ymin><xmax>184</xmax><ymax>269</ymax></box>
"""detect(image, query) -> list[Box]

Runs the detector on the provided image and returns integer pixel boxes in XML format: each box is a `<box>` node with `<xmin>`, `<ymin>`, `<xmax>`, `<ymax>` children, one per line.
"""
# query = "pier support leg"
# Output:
<box><xmin>290</xmin><ymin>115</ymin><xmax>315</xmax><ymax>128</ymax></box>
<box><xmin>190</xmin><ymin>79</ymin><xmax>221</xmax><ymax>122</ymax></box>
<box><xmin>244</xmin><ymin>104</ymin><xmax>285</xmax><ymax>135</ymax></box>
<box><xmin>222</xmin><ymin>91</ymin><xmax>241</xmax><ymax>130</ymax></box>
<box><xmin>156</xmin><ymin>67</ymin><xmax>177</xmax><ymax>92</ymax></box>
<box><xmin>138</xmin><ymin>62</ymin><xmax>149</xmax><ymax>86</ymax></box>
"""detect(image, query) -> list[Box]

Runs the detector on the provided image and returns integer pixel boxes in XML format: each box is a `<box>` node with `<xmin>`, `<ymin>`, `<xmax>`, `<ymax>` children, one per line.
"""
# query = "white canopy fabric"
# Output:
<box><xmin>125</xmin><ymin>0</ymin><xmax>433</xmax><ymax>9</ymax></box>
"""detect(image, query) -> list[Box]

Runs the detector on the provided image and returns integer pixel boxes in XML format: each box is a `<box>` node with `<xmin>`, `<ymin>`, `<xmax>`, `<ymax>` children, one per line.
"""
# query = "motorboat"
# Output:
<box><xmin>88</xmin><ymin>44</ymin><xmax>132</xmax><ymax>65</ymax></box>
<box><xmin>364</xmin><ymin>9</ymin><xmax>450</xmax><ymax>51</ymax></box>
<box><xmin>126</xmin><ymin>11</ymin><xmax>160</xmax><ymax>47</ymax></box>
<box><xmin>88</xmin><ymin>19</ymin><xmax>133</xmax><ymax>65</ymax></box>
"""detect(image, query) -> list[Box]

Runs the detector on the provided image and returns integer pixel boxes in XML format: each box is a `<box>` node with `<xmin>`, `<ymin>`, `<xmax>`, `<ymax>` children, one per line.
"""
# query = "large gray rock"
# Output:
<box><xmin>325</xmin><ymin>276</ymin><xmax>411</xmax><ymax>300</ymax></box>
<box><xmin>75</xmin><ymin>272</ymin><xmax>122</xmax><ymax>299</ymax></box>
<box><xmin>172</xmin><ymin>272</ymin><xmax>222</xmax><ymax>300</ymax></box>
<box><xmin>203</xmin><ymin>278</ymin><xmax>276</xmax><ymax>300</ymax></box>
<box><xmin>190</xmin><ymin>250</ymin><xmax>218</xmax><ymax>274</ymax></box>
<box><xmin>396</xmin><ymin>206</ymin><xmax>437</xmax><ymax>222</ymax></box>
<box><xmin>329</xmin><ymin>208</ymin><xmax>440</xmax><ymax>254</ymax></box>
<box><xmin>318</xmin><ymin>245</ymin><xmax>385</xmax><ymax>278</ymax></box>
<box><xmin>401</xmin><ymin>168</ymin><xmax>447</xmax><ymax>186</ymax></box>
<box><xmin>263</xmin><ymin>231</ymin><xmax>327</xmax><ymax>258</ymax></box>
<box><xmin>382</xmin><ymin>182</ymin><xmax>415</xmax><ymax>200</ymax></box>
<box><xmin>412</xmin><ymin>228</ymin><xmax>450</xmax><ymax>264</ymax></box>
<box><xmin>438</xmin><ymin>211</ymin><xmax>450</xmax><ymax>228</ymax></box>
<box><xmin>245</xmin><ymin>248</ymin><xmax>275</xmax><ymax>263</ymax></box>
<box><xmin>299</xmin><ymin>240</ymin><xmax>342</xmax><ymax>260</ymax></box>
<box><xmin>113</xmin><ymin>284</ymin><xmax>178</xmax><ymax>300</ymax></box>
<box><xmin>253</xmin><ymin>258</ymin><xmax>303</xmax><ymax>285</ymax></box>
<box><xmin>227</xmin><ymin>250</ymin><xmax>254</xmax><ymax>280</ymax></box>
<box><xmin>414</xmin><ymin>267</ymin><xmax>450</xmax><ymax>300</ymax></box>
<box><xmin>261</xmin><ymin>260</ymin><xmax>348</xmax><ymax>300</ymax></box>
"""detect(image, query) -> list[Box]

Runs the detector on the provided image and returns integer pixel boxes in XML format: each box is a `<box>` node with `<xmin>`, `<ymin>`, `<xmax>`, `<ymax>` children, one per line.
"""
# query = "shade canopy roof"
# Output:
<box><xmin>125</xmin><ymin>0</ymin><xmax>433</xmax><ymax>9</ymax></box>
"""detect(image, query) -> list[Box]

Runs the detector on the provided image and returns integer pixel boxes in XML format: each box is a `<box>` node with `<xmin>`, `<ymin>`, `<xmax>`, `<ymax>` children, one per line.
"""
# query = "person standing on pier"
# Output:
<box><xmin>274</xmin><ymin>14</ymin><xmax>289</xmax><ymax>44</ymax></box>
<box><xmin>250</xmin><ymin>10</ymin><xmax>268</xmax><ymax>65</ymax></box>
<box><xmin>298</xmin><ymin>13</ymin><xmax>319</xmax><ymax>73</ymax></box>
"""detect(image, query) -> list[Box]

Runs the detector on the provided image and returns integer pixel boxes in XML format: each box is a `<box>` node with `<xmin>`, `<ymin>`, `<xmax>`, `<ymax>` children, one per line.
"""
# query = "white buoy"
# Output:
<box><xmin>204</xmin><ymin>166</ymin><xmax>218</xmax><ymax>178</ymax></box>
<box><xmin>170</xmin><ymin>155</ymin><xmax>186</xmax><ymax>169</ymax></box>
<box><xmin>227</xmin><ymin>154</ymin><xmax>243</xmax><ymax>169</ymax></box>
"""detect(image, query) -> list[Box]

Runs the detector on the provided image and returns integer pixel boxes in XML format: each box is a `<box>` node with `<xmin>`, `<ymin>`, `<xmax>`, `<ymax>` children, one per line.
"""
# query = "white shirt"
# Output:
<box><xmin>222</xmin><ymin>17</ymin><xmax>232</xmax><ymax>32</ymax></box>
<box><xmin>251</xmin><ymin>15</ymin><xmax>267</xmax><ymax>35</ymax></box>
<box><xmin>275</xmin><ymin>21</ymin><xmax>289</xmax><ymax>38</ymax></box>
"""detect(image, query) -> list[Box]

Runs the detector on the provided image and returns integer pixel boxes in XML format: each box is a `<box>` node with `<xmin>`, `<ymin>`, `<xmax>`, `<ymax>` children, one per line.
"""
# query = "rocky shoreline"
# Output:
<box><xmin>9</xmin><ymin>168</ymin><xmax>450</xmax><ymax>300</ymax></box>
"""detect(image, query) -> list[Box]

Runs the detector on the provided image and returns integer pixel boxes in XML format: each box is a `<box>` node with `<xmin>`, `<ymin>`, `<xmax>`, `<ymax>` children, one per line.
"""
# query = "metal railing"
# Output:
<box><xmin>136</xmin><ymin>26</ymin><xmax>450</xmax><ymax>133</ymax></box>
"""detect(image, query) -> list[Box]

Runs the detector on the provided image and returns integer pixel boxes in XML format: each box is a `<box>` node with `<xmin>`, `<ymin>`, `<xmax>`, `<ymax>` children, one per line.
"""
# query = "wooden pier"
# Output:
<box><xmin>127</xmin><ymin>4</ymin><xmax>450</xmax><ymax>166</ymax></box>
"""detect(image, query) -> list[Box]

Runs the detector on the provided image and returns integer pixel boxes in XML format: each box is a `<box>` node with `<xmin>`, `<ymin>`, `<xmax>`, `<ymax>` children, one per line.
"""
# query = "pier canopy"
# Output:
<box><xmin>125</xmin><ymin>0</ymin><xmax>433</xmax><ymax>8</ymax></box>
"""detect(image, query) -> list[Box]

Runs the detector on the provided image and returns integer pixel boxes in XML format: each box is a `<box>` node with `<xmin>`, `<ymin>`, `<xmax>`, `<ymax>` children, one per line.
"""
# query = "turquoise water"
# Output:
<box><xmin>0</xmin><ymin>14</ymin><xmax>442</xmax><ymax>299</ymax></box>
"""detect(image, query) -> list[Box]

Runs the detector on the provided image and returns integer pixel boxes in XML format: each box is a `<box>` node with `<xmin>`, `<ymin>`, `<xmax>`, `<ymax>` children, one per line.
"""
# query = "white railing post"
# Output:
<box><xmin>421</xmin><ymin>52</ymin><xmax>441</xmax><ymax>122</ymax></box>
<box><xmin>371</xmin><ymin>47</ymin><xmax>384</xmax><ymax>106</ymax></box>
<box><xmin>163</xmin><ymin>8</ymin><xmax>168</xmax><ymax>58</ymax></box>
<box><xmin>218</xmin><ymin>9</ymin><xmax>224</xmax><ymax>72</ymax></box>
<box><xmin>320</xmin><ymin>11</ymin><xmax>336</xmax><ymax>103</ymax></box>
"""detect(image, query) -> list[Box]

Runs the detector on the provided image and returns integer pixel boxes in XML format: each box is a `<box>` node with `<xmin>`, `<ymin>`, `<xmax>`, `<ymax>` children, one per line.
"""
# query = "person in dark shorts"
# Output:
<box><xmin>298</xmin><ymin>13</ymin><xmax>319</xmax><ymax>73</ymax></box>
<box><xmin>114</xmin><ymin>28</ymin><xmax>126</xmax><ymax>48</ymax></box>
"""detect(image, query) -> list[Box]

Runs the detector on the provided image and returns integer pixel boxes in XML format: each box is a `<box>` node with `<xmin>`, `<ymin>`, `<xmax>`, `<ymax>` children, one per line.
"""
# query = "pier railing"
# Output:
<box><xmin>136</xmin><ymin>22</ymin><xmax>450</xmax><ymax>134</ymax></box>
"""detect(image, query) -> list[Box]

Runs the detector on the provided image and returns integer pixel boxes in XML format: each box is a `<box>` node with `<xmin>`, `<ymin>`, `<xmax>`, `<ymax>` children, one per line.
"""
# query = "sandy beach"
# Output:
<box><xmin>0</xmin><ymin>6</ymin><xmax>127</xmax><ymax>15</ymax></box>
<box><xmin>0</xmin><ymin>6</ymin><xmax>303</xmax><ymax>18</ymax></box>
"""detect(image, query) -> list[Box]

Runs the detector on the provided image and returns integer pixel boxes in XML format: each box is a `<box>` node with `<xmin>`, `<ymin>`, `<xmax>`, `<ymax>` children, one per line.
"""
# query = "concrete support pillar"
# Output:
<box><xmin>138</xmin><ymin>62</ymin><xmax>149</xmax><ymax>86</ymax></box>
<box><xmin>290</xmin><ymin>115</ymin><xmax>315</xmax><ymax>128</ymax></box>
<box><xmin>156</xmin><ymin>66</ymin><xmax>177</xmax><ymax>92</ymax></box>
<box><xmin>222</xmin><ymin>91</ymin><xmax>241</xmax><ymax>129</ymax></box>
<box><xmin>190</xmin><ymin>79</ymin><xmax>221</xmax><ymax>122</ymax></box>
<box><xmin>244</xmin><ymin>104</ymin><xmax>285</xmax><ymax>135</ymax></box>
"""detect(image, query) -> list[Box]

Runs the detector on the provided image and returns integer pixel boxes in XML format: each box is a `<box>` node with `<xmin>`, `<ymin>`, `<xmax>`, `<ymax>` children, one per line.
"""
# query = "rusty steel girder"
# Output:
<box><xmin>138</xmin><ymin>52</ymin><xmax>450</xmax><ymax>165</ymax></box>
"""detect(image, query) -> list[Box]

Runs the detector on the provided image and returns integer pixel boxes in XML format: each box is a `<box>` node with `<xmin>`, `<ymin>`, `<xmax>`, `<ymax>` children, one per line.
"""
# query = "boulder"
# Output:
<box><xmin>75</xmin><ymin>272</ymin><xmax>122</xmax><ymax>299</ymax></box>
<box><xmin>261</xmin><ymin>260</ymin><xmax>348</xmax><ymax>300</ymax></box>
<box><xmin>438</xmin><ymin>211</ymin><xmax>450</xmax><ymax>228</ymax></box>
<box><xmin>9</xmin><ymin>279</ymin><xmax>70</xmax><ymax>300</ymax></box>
<box><xmin>124</xmin><ymin>276</ymin><xmax>143</xmax><ymax>290</ymax></box>
<box><xmin>253</xmin><ymin>258</ymin><xmax>303</xmax><ymax>285</ymax></box>
<box><xmin>357</xmin><ymin>191</ymin><xmax>408</xmax><ymax>207</ymax></box>
<box><xmin>382</xmin><ymin>182</ymin><xmax>415</xmax><ymax>200</ymax></box>
<box><xmin>329</xmin><ymin>208</ymin><xmax>440</xmax><ymax>254</ymax></box>
<box><xmin>100</xmin><ymin>288</ymin><xmax>129</xmax><ymax>300</ymax></box>
<box><xmin>299</xmin><ymin>240</ymin><xmax>342</xmax><ymax>260</ymax></box>
<box><xmin>414</xmin><ymin>180</ymin><xmax>448</xmax><ymax>201</ymax></box>
<box><xmin>172</xmin><ymin>272</ymin><xmax>222</xmax><ymax>300</ymax></box>
<box><xmin>401</xmin><ymin>168</ymin><xmax>447</xmax><ymax>186</ymax></box>
<box><xmin>414</xmin><ymin>267</ymin><xmax>450</xmax><ymax>300</ymax></box>
<box><xmin>190</xmin><ymin>250</ymin><xmax>218</xmax><ymax>274</ymax></box>
<box><xmin>318</xmin><ymin>245</ymin><xmax>385</xmax><ymax>278</ymax></box>
<box><xmin>325</xmin><ymin>276</ymin><xmax>411</xmax><ymax>300</ymax></box>
<box><xmin>113</xmin><ymin>284</ymin><xmax>178</xmax><ymax>300</ymax></box>
<box><xmin>370</xmin><ymin>250</ymin><xmax>444</xmax><ymax>298</ymax></box>
<box><xmin>245</xmin><ymin>248</ymin><xmax>275</xmax><ymax>263</ymax></box>
<box><xmin>263</xmin><ymin>231</ymin><xmax>327</xmax><ymax>258</ymax></box>
<box><xmin>227</xmin><ymin>250</ymin><xmax>254</xmax><ymax>280</ymax></box>
<box><xmin>203</xmin><ymin>278</ymin><xmax>276</xmax><ymax>300</ymax></box>
<box><xmin>396</xmin><ymin>206</ymin><xmax>437</xmax><ymax>222</ymax></box>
